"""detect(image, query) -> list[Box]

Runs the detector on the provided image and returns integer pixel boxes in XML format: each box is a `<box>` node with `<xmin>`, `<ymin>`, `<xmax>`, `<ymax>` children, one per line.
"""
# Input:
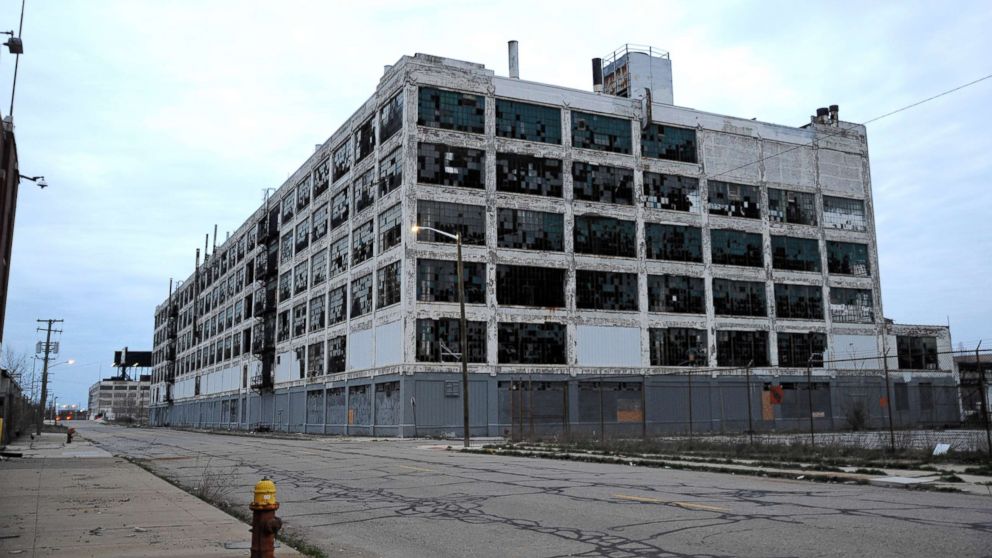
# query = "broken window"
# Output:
<box><xmin>379</xmin><ymin>148</ymin><xmax>402</xmax><ymax>196</ymax></box>
<box><xmin>710</xmin><ymin>229</ymin><xmax>763</xmax><ymax>268</ymax></box>
<box><xmin>330</xmin><ymin>187</ymin><xmax>350</xmax><ymax>230</ymax></box>
<box><xmin>643</xmin><ymin>172</ymin><xmax>700</xmax><ymax>212</ymax></box>
<box><xmin>771</xmin><ymin>235</ymin><xmax>821</xmax><ymax>272</ymax></box>
<box><xmin>378</xmin><ymin>203</ymin><xmax>402</xmax><ymax>252</ymax></box>
<box><xmin>713</xmin><ymin>279</ymin><xmax>767</xmax><ymax>317</ymax></box>
<box><xmin>829</xmin><ymin>288</ymin><xmax>874</xmax><ymax>323</ymax></box>
<box><xmin>572</xmin><ymin>162</ymin><xmax>634</xmax><ymax>205</ymax></box>
<box><xmin>496</xmin><ymin>265</ymin><xmax>565</xmax><ymax>307</ymax></box>
<box><xmin>332</xmin><ymin>140</ymin><xmax>351</xmax><ymax>182</ymax></box>
<box><xmin>351</xmin><ymin>220</ymin><xmax>374</xmax><ymax>265</ymax></box>
<box><xmin>768</xmin><ymin>189</ymin><xmax>816</xmax><ymax>225</ymax></box>
<box><xmin>716</xmin><ymin>330</ymin><xmax>769</xmax><ymax>367</ymax></box>
<box><xmin>777</xmin><ymin>332</ymin><xmax>826</xmax><ymax>367</ymax></box>
<box><xmin>326</xmin><ymin>335</ymin><xmax>346</xmax><ymax>373</ymax></box>
<box><xmin>708</xmin><ymin>181</ymin><xmax>761</xmax><ymax>219</ymax></box>
<box><xmin>416</xmin><ymin>259</ymin><xmax>486</xmax><ymax>304</ymax></box>
<box><xmin>308</xmin><ymin>341</ymin><xmax>324</xmax><ymax>377</ymax></box>
<box><xmin>311</xmin><ymin>203</ymin><xmax>329</xmax><ymax>242</ymax></box>
<box><xmin>774</xmin><ymin>283</ymin><xmax>824</xmax><ymax>320</ymax></box>
<box><xmin>350</xmin><ymin>273</ymin><xmax>373</xmax><ymax>318</ymax></box>
<box><xmin>376</xmin><ymin>261</ymin><xmax>401</xmax><ymax>309</ymax></box>
<box><xmin>292</xmin><ymin>302</ymin><xmax>307</xmax><ymax>337</ymax></box>
<box><xmin>281</xmin><ymin>192</ymin><xmax>295</xmax><ymax>222</ymax></box>
<box><xmin>415</xmin><ymin>200</ymin><xmax>486</xmax><ymax>245</ymax></box>
<box><xmin>313</xmin><ymin>157</ymin><xmax>330</xmax><ymax>199</ymax></box>
<box><xmin>827</xmin><ymin>241</ymin><xmax>870</xmax><ymax>276</ymax></box>
<box><xmin>280</xmin><ymin>231</ymin><xmax>294</xmax><ymax>264</ymax></box>
<box><xmin>329</xmin><ymin>236</ymin><xmax>348</xmax><ymax>278</ymax></box>
<box><xmin>498</xmin><ymin>322</ymin><xmax>566</xmax><ymax>364</ymax></box>
<box><xmin>576</xmin><ymin>270</ymin><xmax>638</xmax><ymax>311</ymax></box>
<box><xmin>645</xmin><ymin>223</ymin><xmax>703</xmax><ymax>262</ymax></box>
<box><xmin>648</xmin><ymin>275</ymin><xmax>705</xmax><ymax>314</ymax></box>
<box><xmin>309</xmin><ymin>295</ymin><xmax>326</xmax><ymax>332</ymax></box>
<box><xmin>295</xmin><ymin>221</ymin><xmax>310</xmax><ymax>252</ymax></box>
<box><xmin>355</xmin><ymin>117</ymin><xmax>375</xmax><ymax>163</ymax></box>
<box><xmin>649</xmin><ymin>328</ymin><xmax>707</xmax><ymax>366</ymax></box>
<box><xmin>278</xmin><ymin>270</ymin><xmax>292</xmax><ymax>303</ymax></box>
<box><xmin>896</xmin><ymin>336</ymin><xmax>938</xmax><ymax>370</ymax></box>
<box><xmin>415</xmin><ymin>318</ymin><xmax>487</xmax><ymax>363</ymax></box>
<box><xmin>354</xmin><ymin>169</ymin><xmax>375</xmax><ymax>214</ymax></box>
<box><xmin>497</xmin><ymin>208</ymin><xmax>564</xmax><ymax>251</ymax></box>
<box><xmin>417</xmin><ymin>142</ymin><xmax>485</xmax><ymax>188</ymax></box>
<box><xmin>574</xmin><ymin>215</ymin><xmax>636</xmax><ymax>257</ymax></box>
<box><xmin>495</xmin><ymin>153</ymin><xmax>563</xmax><ymax>197</ymax></box>
<box><xmin>232</xmin><ymin>331</ymin><xmax>241</xmax><ymax>357</ymax></box>
<box><xmin>495</xmin><ymin>99</ymin><xmax>561</xmax><ymax>144</ymax></box>
<box><xmin>823</xmin><ymin>196</ymin><xmax>867</xmax><ymax>231</ymax></box>
<box><xmin>293</xmin><ymin>261</ymin><xmax>308</xmax><ymax>295</ymax></box>
<box><xmin>641</xmin><ymin>123</ymin><xmax>697</xmax><ymax>163</ymax></box>
<box><xmin>328</xmin><ymin>286</ymin><xmax>346</xmax><ymax>325</ymax></box>
<box><xmin>310</xmin><ymin>249</ymin><xmax>327</xmax><ymax>287</ymax></box>
<box><xmin>417</xmin><ymin>87</ymin><xmax>485</xmax><ymax>134</ymax></box>
<box><xmin>297</xmin><ymin>176</ymin><xmax>312</xmax><ymax>211</ymax></box>
<box><xmin>571</xmin><ymin>111</ymin><xmax>632</xmax><ymax>154</ymax></box>
<box><xmin>379</xmin><ymin>91</ymin><xmax>403</xmax><ymax>143</ymax></box>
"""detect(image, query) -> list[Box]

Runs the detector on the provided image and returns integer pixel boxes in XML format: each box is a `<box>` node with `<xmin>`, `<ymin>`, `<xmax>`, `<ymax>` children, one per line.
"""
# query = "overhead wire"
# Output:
<box><xmin>707</xmin><ymin>71</ymin><xmax>992</xmax><ymax>180</ymax></box>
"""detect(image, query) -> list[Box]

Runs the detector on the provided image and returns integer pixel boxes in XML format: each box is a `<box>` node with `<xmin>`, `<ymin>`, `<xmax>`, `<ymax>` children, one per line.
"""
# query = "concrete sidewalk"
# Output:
<box><xmin>0</xmin><ymin>432</ymin><xmax>301</xmax><ymax>557</ymax></box>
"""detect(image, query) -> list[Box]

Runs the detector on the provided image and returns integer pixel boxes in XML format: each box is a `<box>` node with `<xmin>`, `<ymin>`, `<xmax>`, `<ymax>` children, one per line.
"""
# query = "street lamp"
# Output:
<box><xmin>19</xmin><ymin>174</ymin><xmax>47</xmax><ymax>188</ymax></box>
<box><xmin>679</xmin><ymin>349</ymin><xmax>699</xmax><ymax>441</ymax></box>
<box><xmin>412</xmin><ymin>224</ymin><xmax>471</xmax><ymax>448</ymax></box>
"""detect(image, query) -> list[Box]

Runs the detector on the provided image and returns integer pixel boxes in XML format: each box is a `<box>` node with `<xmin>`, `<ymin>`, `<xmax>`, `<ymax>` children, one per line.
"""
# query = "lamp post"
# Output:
<box><xmin>679</xmin><ymin>349</ymin><xmax>698</xmax><ymax>441</ymax></box>
<box><xmin>412</xmin><ymin>225</ymin><xmax>470</xmax><ymax>448</ymax></box>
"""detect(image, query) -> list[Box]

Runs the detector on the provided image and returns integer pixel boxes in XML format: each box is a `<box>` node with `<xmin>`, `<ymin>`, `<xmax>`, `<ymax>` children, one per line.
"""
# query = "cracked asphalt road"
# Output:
<box><xmin>72</xmin><ymin>422</ymin><xmax>992</xmax><ymax>557</ymax></box>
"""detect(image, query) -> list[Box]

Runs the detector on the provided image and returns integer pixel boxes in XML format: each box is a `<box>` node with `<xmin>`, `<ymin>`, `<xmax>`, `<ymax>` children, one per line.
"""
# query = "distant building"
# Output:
<box><xmin>0</xmin><ymin>115</ymin><xmax>19</xmax><ymax>344</ymax></box>
<box><xmin>150</xmin><ymin>45</ymin><xmax>959</xmax><ymax>436</ymax></box>
<box><xmin>88</xmin><ymin>374</ymin><xmax>151</xmax><ymax>421</ymax></box>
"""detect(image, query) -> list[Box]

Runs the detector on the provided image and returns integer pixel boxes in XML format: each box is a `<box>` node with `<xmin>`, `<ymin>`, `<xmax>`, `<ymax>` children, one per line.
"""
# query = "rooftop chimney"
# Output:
<box><xmin>508</xmin><ymin>40</ymin><xmax>519</xmax><ymax>79</ymax></box>
<box><xmin>829</xmin><ymin>104</ymin><xmax>839</xmax><ymax>125</ymax></box>
<box><xmin>592</xmin><ymin>58</ymin><xmax>603</xmax><ymax>93</ymax></box>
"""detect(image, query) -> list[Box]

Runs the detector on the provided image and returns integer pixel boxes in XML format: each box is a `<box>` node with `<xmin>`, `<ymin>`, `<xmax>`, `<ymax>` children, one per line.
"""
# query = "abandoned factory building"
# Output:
<box><xmin>149</xmin><ymin>45</ymin><xmax>958</xmax><ymax>436</ymax></box>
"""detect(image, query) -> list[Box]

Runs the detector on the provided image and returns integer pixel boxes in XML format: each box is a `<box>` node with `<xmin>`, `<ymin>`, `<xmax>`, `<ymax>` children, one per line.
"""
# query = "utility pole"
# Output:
<box><xmin>35</xmin><ymin>318</ymin><xmax>63</xmax><ymax>435</ymax></box>
<box><xmin>882</xmin><ymin>347</ymin><xmax>896</xmax><ymax>453</ymax></box>
<box><xmin>806</xmin><ymin>352</ymin><xmax>817</xmax><ymax>447</ymax></box>
<box><xmin>976</xmin><ymin>341</ymin><xmax>991</xmax><ymax>459</ymax></box>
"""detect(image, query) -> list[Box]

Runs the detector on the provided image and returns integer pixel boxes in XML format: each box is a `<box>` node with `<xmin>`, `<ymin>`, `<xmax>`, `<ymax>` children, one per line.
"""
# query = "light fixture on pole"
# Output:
<box><xmin>412</xmin><ymin>224</ymin><xmax>471</xmax><ymax>448</ymax></box>
<box><xmin>19</xmin><ymin>174</ymin><xmax>46</xmax><ymax>189</ymax></box>
<box><xmin>0</xmin><ymin>30</ymin><xmax>22</xmax><ymax>55</ymax></box>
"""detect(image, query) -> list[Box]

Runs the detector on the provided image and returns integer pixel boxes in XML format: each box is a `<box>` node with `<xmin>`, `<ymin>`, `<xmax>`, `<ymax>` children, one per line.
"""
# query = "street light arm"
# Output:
<box><xmin>411</xmin><ymin>225</ymin><xmax>459</xmax><ymax>241</ymax></box>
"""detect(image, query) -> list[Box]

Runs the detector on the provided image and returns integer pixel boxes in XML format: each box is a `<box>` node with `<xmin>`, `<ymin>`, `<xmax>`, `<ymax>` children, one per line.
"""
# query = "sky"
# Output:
<box><xmin>0</xmin><ymin>0</ymin><xmax>989</xmax><ymax>407</ymax></box>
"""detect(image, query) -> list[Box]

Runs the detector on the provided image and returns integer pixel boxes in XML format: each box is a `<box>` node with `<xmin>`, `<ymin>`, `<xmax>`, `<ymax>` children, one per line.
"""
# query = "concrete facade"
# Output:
<box><xmin>150</xmin><ymin>48</ymin><xmax>959</xmax><ymax>436</ymax></box>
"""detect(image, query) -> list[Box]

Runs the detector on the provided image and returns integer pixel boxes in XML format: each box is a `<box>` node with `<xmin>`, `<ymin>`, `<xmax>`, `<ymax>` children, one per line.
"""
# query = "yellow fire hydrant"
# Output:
<box><xmin>249</xmin><ymin>478</ymin><xmax>282</xmax><ymax>558</ymax></box>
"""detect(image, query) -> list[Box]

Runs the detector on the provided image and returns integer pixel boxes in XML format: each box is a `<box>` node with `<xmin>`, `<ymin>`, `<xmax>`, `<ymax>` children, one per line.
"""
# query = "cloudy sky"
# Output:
<box><xmin>1</xmin><ymin>0</ymin><xmax>989</xmax><ymax>406</ymax></box>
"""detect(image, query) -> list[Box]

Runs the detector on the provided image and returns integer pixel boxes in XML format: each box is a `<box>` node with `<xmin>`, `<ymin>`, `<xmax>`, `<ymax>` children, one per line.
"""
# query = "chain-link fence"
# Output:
<box><xmin>502</xmin><ymin>372</ymin><xmax>981</xmax><ymax>452</ymax></box>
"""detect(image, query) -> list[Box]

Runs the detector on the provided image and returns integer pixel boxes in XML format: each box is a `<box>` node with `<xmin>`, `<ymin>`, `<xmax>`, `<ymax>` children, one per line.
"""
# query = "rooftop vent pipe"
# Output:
<box><xmin>592</xmin><ymin>57</ymin><xmax>603</xmax><ymax>93</ymax></box>
<box><xmin>508</xmin><ymin>40</ymin><xmax>519</xmax><ymax>79</ymax></box>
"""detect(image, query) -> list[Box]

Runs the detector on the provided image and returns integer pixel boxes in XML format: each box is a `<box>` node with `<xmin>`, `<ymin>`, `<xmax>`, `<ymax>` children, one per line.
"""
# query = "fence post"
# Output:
<box><xmin>744</xmin><ymin>361</ymin><xmax>754</xmax><ymax>445</ymax></box>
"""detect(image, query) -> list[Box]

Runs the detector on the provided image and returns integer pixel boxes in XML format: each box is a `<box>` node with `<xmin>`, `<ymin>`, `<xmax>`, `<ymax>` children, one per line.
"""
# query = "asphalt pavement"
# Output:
<box><xmin>71</xmin><ymin>421</ymin><xmax>992</xmax><ymax>558</ymax></box>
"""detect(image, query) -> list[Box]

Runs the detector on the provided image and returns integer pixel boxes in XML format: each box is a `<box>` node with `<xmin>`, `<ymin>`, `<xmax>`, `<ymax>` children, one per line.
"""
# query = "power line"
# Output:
<box><xmin>709</xmin><ymin>71</ymin><xmax>992</xmax><ymax>180</ymax></box>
